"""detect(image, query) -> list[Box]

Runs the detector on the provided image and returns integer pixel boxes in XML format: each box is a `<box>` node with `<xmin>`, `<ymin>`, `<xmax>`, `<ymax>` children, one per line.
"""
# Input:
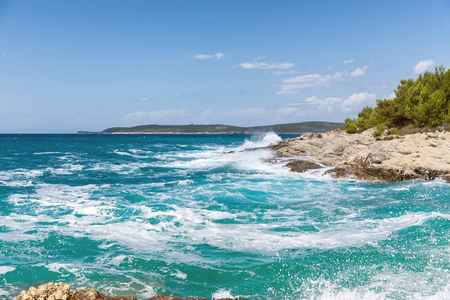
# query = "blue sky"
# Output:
<box><xmin>0</xmin><ymin>0</ymin><xmax>449</xmax><ymax>133</ymax></box>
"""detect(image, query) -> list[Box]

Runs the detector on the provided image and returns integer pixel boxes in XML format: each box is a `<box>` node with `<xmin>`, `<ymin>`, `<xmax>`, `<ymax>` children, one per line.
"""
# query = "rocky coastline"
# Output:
<box><xmin>15</xmin><ymin>283</ymin><xmax>247</xmax><ymax>300</ymax></box>
<box><xmin>271</xmin><ymin>128</ymin><xmax>450</xmax><ymax>182</ymax></box>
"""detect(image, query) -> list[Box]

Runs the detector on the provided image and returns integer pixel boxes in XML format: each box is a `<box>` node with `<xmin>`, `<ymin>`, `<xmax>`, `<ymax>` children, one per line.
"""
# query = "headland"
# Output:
<box><xmin>271</xmin><ymin>127</ymin><xmax>450</xmax><ymax>182</ymax></box>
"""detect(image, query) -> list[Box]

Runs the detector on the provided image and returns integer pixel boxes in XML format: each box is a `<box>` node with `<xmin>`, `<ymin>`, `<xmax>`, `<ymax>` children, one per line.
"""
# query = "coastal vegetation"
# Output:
<box><xmin>345</xmin><ymin>66</ymin><xmax>450</xmax><ymax>136</ymax></box>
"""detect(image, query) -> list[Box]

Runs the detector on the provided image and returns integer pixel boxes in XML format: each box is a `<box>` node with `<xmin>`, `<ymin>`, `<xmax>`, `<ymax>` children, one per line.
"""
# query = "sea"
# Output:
<box><xmin>1</xmin><ymin>133</ymin><xmax>450</xmax><ymax>300</ymax></box>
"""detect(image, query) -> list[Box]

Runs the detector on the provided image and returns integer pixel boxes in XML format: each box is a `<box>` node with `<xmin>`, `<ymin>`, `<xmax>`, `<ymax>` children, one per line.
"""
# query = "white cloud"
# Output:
<box><xmin>341</xmin><ymin>92</ymin><xmax>377</xmax><ymax>112</ymax></box>
<box><xmin>193</xmin><ymin>53</ymin><xmax>225</xmax><ymax>60</ymax></box>
<box><xmin>413</xmin><ymin>60</ymin><xmax>435</xmax><ymax>74</ymax></box>
<box><xmin>323</xmin><ymin>65</ymin><xmax>333</xmax><ymax>71</ymax></box>
<box><xmin>273</xmin><ymin>70</ymin><xmax>299</xmax><ymax>75</ymax></box>
<box><xmin>349</xmin><ymin>65</ymin><xmax>368</xmax><ymax>77</ymax></box>
<box><xmin>235</xmin><ymin>61</ymin><xmax>295</xmax><ymax>70</ymax></box>
<box><xmin>138</xmin><ymin>97</ymin><xmax>148</xmax><ymax>101</ymax></box>
<box><xmin>287</xmin><ymin>102</ymin><xmax>305</xmax><ymax>106</ymax></box>
<box><xmin>305</xmin><ymin>96</ymin><xmax>343</xmax><ymax>113</ymax></box>
<box><xmin>343</xmin><ymin>59</ymin><xmax>355</xmax><ymax>64</ymax></box>
<box><xmin>303</xmin><ymin>92</ymin><xmax>377</xmax><ymax>114</ymax></box>
<box><xmin>277</xmin><ymin>66</ymin><xmax>370</xmax><ymax>94</ymax></box>
<box><xmin>276</xmin><ymin>71</ymin><xmax>347</xmax><ymax>94</ymax></box>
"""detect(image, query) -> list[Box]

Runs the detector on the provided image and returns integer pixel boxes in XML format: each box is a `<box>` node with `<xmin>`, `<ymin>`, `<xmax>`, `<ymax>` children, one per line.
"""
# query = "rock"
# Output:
<box><xmin>16</xmin><ymin>283</ymin><xmax>247</xmax><ymax>300</ymax></box>
<box><xmin>16</xmin><ymin>283</ymin><xmax>136</xmax><ymax>300</ymax></box>
<box><xmin>270</xmin><ymin>128</ymin><xmax>450</xmax><ymax>182</ymax></box>
<box><xmin>16</xmin><ymin>282</ymin><xmax>71</xmax><ymax>300</ymax></box>
<box><xmin>285</xmin><ymin>160</ymin><xmax>322</xmax><ymax>172</ymax></box>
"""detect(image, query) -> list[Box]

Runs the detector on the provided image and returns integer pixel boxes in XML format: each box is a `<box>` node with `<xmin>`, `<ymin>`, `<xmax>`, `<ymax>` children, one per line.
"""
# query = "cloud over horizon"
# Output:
<box><xmin>300</xmin><ymin>92</ymin><xmax>377</xmax><ymax>114</ymax></box>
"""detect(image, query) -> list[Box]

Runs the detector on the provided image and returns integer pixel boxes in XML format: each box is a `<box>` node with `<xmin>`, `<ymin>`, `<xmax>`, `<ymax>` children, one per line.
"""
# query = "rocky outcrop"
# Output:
<box><xmin>15</xmin><ymin>283</ymin><xmax>247</xmax><ymax>300</ymax></box>
<box><xmin>271</xmin><ymin>128</ymin><xmax>450</xmax><ymax>182</ymax></box>
<box><xmin>15</xmin><ymin>282</ymin><xmax>136</xmax><ymax>300</ymax></box>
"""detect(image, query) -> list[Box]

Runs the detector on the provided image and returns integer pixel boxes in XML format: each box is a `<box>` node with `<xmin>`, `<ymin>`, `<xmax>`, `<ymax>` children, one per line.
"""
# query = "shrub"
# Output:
<box><xmin>373</xmin><ymin>124</ymin><xmax>385</xmax><ymax>137</ymax></box>
<box><xmin>345</xmin><ymin>118</ymin><xmax>358</xmax><ymax>133</ymax></box>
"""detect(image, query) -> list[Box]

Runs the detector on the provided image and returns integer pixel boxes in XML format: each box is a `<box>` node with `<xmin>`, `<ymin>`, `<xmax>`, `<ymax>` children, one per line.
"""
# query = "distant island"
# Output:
<box><xmin>77</xmin><ymin>121</ymin><xmax>344</xmax><ymax>134</ymax></box>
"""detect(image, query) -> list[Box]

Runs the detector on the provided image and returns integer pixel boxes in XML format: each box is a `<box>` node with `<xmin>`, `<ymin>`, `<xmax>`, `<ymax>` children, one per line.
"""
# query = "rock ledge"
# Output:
<box><xmin>271</xmin><ymin>128</ymin><xmax>450</xmax><ymax>182</ymax></box>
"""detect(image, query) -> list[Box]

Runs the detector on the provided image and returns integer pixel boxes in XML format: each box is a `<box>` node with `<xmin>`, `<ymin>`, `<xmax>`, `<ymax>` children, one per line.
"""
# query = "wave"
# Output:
<box><xmin>161</xmin><ymin>132</ymin><xmax>285</xmax><ymax>173</ymax></box>
<box><xmin>236</xmin><ymin>132</ymin><xmax>282</xmax><ymax>151</ymax></box>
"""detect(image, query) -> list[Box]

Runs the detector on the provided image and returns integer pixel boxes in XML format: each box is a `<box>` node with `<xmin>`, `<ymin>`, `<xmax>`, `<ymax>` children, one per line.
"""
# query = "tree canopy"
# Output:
<box><xmin>345</xmin><ymin>66</ymin><xmax>450</xmax><ymax>135</ymax></box>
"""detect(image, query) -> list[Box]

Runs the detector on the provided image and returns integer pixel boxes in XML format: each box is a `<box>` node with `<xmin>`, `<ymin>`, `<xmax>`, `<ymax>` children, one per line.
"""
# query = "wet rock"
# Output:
<box><xmin>285</xmin><ymin>160</ymin><xmax>322</xmax><ymax>173</ymax></box>
<box><xmin>327</xmin><ymin>165</ymin><xmax>418</xmax><ymax>182</ymax></box>
<box><xmin>413</xmin><ymin>167</ymin><xmax>448</xmax><ymax>180</ymax></box>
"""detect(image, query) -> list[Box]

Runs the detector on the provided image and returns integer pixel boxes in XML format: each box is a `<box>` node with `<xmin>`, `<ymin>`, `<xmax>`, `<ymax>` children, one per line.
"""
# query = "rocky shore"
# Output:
<box><xmin>15</xmin><ymin>283</ymin><xmax>247</xmax><ymax>300</ymax></box>
<box><xmin>271</xmin><ymin>128</ymin><xmax>450</xmax><ymax>182</ymax></box>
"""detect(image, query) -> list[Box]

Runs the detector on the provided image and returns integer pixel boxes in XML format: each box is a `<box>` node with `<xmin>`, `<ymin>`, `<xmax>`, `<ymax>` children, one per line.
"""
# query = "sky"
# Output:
<box><xmin>0</xmin><ymin>0</ymin><xmax>450</xmax><ymax>133</ymax></box>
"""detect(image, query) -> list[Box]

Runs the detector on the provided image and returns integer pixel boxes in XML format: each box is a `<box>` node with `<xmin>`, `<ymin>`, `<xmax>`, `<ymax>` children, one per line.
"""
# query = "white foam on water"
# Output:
<box><xmin>33</xmin><ymin>152</ymin><xmax>65</xmax><ymax>155</ymax></box>
<box><xmin>109</xmin><ymin>255</ymin><xmax>128</xmax><ymax>266</ymax></box>
<box><xmin>171</xmin><ymin>269</ymin><xmax>187</xmax><ymax>280</ymax></box>
<box><xmin>0</xmin><ymin>180</ymin><xmax>34</xmax><ymax>187</ymax></box>
<box><xmin>281</xmin><ymin>274</ymin><xmax>450</xmax><ymax>300</ymax></box>
<box><xmin>6</xmin><ymin>180</ymin><xmax>446</xmax><ymax>262</ymax></box>
<box><xmin>0</xmin><ymin>266</ymin><xmax>15</xmax><ymax>275</ymax></box>
<box><xmin>43</xmin><ymin>263</ymin><xmax>82</xmax><ymax>276</ymax></box>
<box><xmin>178</xmin><ymin>179</ymin><xmax>194</xmax><ymax>186</ymax></box>
<box><xmin>0</xmin><ymin>169</ymin><xmax>43</xmax><ymax>180</ymax></box>
<box><xmin>67</xmin><ymin>205</ymin><xmax>446</xmax><ymax>256</ymax></box>
<box><xmin>235</xmin><ymin>132</ymin><xmax>282</xmax><ymax>151</ymax></box>
<box><xmin>156</xmin><ymin>133</ymin><xmax>288</xmax><ymax>174</ymax></box>
<box><xmin>88</xmin><ymin>162</ymin><xmax>153</xmax><ymax>174</ymax></box>
<box><xmin>129</xmin><ymin>148</ymin><xmax>154</xmax><ymax>155</ymax></box>
<box><xmin>88</xmin><ymin>276</ymin><xmax>157</xmax><ymax>299</ymax></box>
<box><xmin>47</xmin><ymin>167</ymin><xmax>73</xmax><ymax>175</ymax></box>
<box><xmin>4</xmin><ymin>173</ymin><xmax>449</xmax><ymax>266</ymax></box>
<box><xmin>212</xmin><ymin>288</ymin><xmax>235</xmax><ymax>299</ymax></box>
<box><xmin>113</xmin><ymin>149</ymin><xmax>149</xmax><ymax>159</ymax></box>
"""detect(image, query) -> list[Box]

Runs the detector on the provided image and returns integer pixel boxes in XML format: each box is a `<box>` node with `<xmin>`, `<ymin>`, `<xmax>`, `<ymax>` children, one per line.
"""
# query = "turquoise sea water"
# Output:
<box><xmin>1</xmin><ymin>133</ymin><xmax>450</xmax><ymax>300</ymax></box>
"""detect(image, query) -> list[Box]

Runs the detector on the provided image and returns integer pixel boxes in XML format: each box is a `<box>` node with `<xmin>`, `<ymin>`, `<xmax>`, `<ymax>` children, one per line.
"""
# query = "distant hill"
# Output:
<box><xmin>79</xmin><ymin>122</ymin><xmax>344</xmax><ymax>134</ymax></box>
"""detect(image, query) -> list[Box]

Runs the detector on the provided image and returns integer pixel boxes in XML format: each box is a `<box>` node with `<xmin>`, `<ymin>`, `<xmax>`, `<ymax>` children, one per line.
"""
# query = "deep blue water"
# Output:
<box><xmin>1</xmin><ymin>133</ymin><xmax>450</xmax><ymax>299</ymax></box>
